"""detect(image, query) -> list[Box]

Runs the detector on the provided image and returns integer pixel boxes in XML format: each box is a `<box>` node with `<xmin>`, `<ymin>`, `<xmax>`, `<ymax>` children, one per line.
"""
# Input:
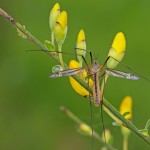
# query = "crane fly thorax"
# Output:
<box><xmin>91</xmin><ymin>60</ymin><xmax>100</xmax><ymax>73</ymax></box>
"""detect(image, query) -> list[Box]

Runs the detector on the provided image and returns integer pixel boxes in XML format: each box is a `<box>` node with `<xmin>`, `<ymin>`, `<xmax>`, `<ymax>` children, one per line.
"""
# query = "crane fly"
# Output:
<box><xmin>49</xmin><ymin>53</ymin><xmax>140</xmax><ymax>145</ymax></box>
<box><xmin>49</xmin><ymin>56</ymin><xmax>139</xmax><ymax>107</ymax></box>
<box><xmin>29</xmin><ymin>48</ymin><xmax>140</xmax><ymax>145</ymax></box>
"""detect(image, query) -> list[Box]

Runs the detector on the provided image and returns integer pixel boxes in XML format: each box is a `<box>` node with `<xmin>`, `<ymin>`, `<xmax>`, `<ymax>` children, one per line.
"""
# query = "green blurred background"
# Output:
<box><xmin>0</xmin><ymin>0</ymin><xmax>150</xmax><ymax>149</ymax></box>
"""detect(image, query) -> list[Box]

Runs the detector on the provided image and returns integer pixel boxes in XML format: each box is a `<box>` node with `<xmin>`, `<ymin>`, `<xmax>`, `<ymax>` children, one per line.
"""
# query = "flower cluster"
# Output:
<box><xmin>49</xmin><ymin>3</ymin><xmax>139</xmax><ymax>149</ymax></box>
<box><xmin>49</xmin><ymin>3</ymin><xmax>68</xmax><ymax>68</ymax></box>
<box><xmin>49</xmin><ymin>3</ymin><xmax>67</xmax><ymax>45</ymax></box>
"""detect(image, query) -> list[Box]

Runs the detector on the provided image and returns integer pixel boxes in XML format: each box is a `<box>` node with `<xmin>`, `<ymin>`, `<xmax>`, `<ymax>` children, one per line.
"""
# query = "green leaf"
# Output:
<box><xmin>44</xmin><ymin>40</ymin><xmax>55</xmax><ymax>51</ymax></box>
<box><xmin>145</xmin><ymin>119</ymin><xmax>150</xmax><ymax>130</ymax></box>
<box><xmin>17</xmin><ymin>25</ymin><xmax>28</xmax><ymax>39</ymax></box>
<box><xmin>52</xmin><ymin>65</ymin><xmax>63</xmax><ymax>73</ymax></box>
<box><xmin>139</xmin><ymin>129</ymin><xmax>149</xmax><ymax>137</ymax></box>
<box><xmin>123</xmin><ymin>112</ymin><xmax>130</xmax><ymax>117</ymax></box>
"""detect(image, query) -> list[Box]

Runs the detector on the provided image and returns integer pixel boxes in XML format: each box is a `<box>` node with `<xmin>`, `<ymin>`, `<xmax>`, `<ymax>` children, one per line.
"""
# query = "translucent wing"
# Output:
<box><xmin>106</xmin><ymin>69</ymin><xmax>140</xmax><ymax>80</ymax></box>
<box><xmin>49</xmin><ymin>67</ymin><xmax>85</xmax><ymax>78</ymax></box>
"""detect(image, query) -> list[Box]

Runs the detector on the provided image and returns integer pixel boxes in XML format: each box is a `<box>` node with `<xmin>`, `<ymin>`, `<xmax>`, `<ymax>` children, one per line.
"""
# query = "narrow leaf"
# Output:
<box><xmin>44</xmin><ymin>40</ymin><xmax>55</xmax><ymax>51</ymax></box>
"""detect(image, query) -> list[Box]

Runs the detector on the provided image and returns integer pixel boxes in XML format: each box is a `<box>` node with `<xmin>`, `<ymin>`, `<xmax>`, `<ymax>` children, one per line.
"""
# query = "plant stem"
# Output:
<box><xmin>51</xmin><ymin>31</ymin><xmax>55</xmax><ymax>45</ymax></box>
<box><xmin>103</xmin><ymin>99</ymin><xmax>150</xmax><ymax>145</ymax></box>
<box><xmin>58</xmin><ymin>44</ymin><xmax>65</xmax><ymax>69</ymax></box>
<box><xmin>0</xmin><ymin>8</ymin><xmax>60</xmax><ymax>64</ymax></box>
<box><xmin>123</xmin><ymin>136</ymin><xmax>128</xmax><ymax>150</ymax></box>
<box><xmin>1</xmin><ymin>8</ymin><xmax>150</xmax><ymax>146</ymax></box>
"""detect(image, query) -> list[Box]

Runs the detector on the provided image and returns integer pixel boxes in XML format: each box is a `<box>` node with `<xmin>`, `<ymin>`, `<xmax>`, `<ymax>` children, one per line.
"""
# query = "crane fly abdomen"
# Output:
<box><xmin>92</xmin><ymin>73</ymin><xmax>101</xmax><ymax>107</ymax></box>
<box><xmin>90</xmin><ymin>58</ymin><xmax>103</xmax><ymax>108</ymax></box>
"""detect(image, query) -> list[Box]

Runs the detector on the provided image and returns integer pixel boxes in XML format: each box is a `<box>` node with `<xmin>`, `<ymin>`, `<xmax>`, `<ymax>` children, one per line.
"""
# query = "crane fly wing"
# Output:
<box><xmin>106</xmin><ymin>69</ymin><xmax>140</xmax><ymax>80</ymax></box>
<box><xmin>49</xmin><ymin>67</ymin><xmax>85</xmax><ymax>78</ymax></box>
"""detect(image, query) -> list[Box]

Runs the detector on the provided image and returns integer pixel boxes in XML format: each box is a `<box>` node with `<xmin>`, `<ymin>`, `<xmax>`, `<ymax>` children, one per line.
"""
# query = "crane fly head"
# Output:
<box><xmin>91</xmin><ymin>60</ymin><xmax>100</xmax><ymax>72</ymax></box>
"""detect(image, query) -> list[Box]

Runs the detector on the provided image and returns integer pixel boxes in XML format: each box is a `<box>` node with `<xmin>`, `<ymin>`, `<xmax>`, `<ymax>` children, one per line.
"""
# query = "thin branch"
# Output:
<box><xmin>1</xmin><ymin>8</ymin><xmax>150</xmax><ymax>146</ymax></box>
<box><xmin>60</xmin><ymin>106</ymin><xmax>117</xmax><ymax>150</ymax></box>
<box><xmin>0</xmin><ymin>8</ymin><xmax>59</xmax><ymax>64</ymax></box>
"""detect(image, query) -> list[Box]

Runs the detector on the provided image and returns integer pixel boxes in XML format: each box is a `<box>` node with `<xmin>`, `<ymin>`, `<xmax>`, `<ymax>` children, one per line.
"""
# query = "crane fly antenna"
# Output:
<box><xmin>50</xmin><ymin>0</ymin><xmax>56</xmax><ymax>6</ymax></box>
<box><xmin>27</xmin><ymin>49</ymin><xmax>80</xmax><ymax>56</ymax></box>
<box><xmin>27</xmin><ymin>49</ymin><xmax>60</xmax><ymax>64</ymax></box>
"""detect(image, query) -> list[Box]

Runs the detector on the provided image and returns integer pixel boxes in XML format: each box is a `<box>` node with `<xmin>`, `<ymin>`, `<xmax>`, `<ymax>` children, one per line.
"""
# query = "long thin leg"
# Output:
<box><xmin>87</xmin><ymin>76</ymin><xmax>94</xmax><ymax>149</ymax></box>
<box><xmin>100</xmin><ymin>75</ymin><xmax>106</xmax><ymax>144</ymax></box>
<box><xmin>28</xmin><ymin>49</ymin><xmax>90</xmax><ymax>67</ymax></box>
<box><xmin>74</xmin><ymin>48</ymin><xmax>93</xmax><ymax>64</ymax></box>
<box><xmin>103</xmin><ymin>56</ymin><xmax>110</xmax><ymax>67</ymax></box>
<box><xmin>100</xmin><ymin>103</ymin><xmax>106</xmax><ymax>143</ymax></box>
<box><xmin>96</xmin><ymin>56</ymin><xmax>111</xmax><ymax>75</ymax></box>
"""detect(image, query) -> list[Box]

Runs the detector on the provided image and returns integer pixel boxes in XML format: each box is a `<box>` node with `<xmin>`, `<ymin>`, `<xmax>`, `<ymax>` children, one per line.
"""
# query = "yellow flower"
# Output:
<box><xmin>120</xmin><ymin>96</ymin><xmax>132</xmax><ymax>138</ymax></box>
<box><xmin>76</xmin><ymin>29</ymin><xmax>86</xmax><ymax>66</ymax></box>
<box><xmin>54</xmin><ymin>11</ymin><xmax>67</xmax><ymax>45</ymax></box>
<box><xmin>49</xmin><ymin>3</ymin><xmax>60</xmax><ymax>31</ymax></box>
<box><xmin>107</xmin><ymin>32</ymin><xmax>126</xmax><ymax>69</ymax></box>
<box><xmin>69</xmin><ymin>60</ymin><xmax>93</xmax><ymax>97</ymax></box>
<box><xmin>119</xmin><ymin>96</ymin><xmax>132</xmax><ymax>120</ymax></box>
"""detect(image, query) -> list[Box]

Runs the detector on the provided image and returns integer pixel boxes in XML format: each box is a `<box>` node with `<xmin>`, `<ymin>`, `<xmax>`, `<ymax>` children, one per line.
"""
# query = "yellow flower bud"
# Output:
<box><xmin>54</xmin><ymin>11</ymin><xmax>67</xmax><ymax>45</ymax></box>
<box><xmin>119</xmin><ymin>96</ymin><xmax>132</xmax><ymax>120</ymax></box>
<box><xmin>107</xmin><ymin>32</ymin><xmax>126</xmax><ymax>69</ymax></box>
<box><xmin>112</xmin><ymin>32</ymin><xmax>126</xmax><ymax>53</ymax></box>
<box><xmin>101</xmin><ymin>129</ymin><xmax>113</xmax><ymax>144</ymax></box>
<box><xmin>79</xmin><ymin>123</ymin><xmax>92</xmax><ymax>136</ymax></box>
<box><xmin>77</xmin><ymin>29</ymin><xmax>85</xmax><ymax>43</ymax></box>
<box><xmin>69</xmin><ymin>60</ymin><xmax>93</xmax><ymax>97</ymax></box>
<box><xmin>76</xmin><ymin>29</ymin><xmax>86</xmax><ymax>66</ymax></box>
<box><xmin>120</xmin><ymin>96</ymin><xmax>132</xmax><ymax>137</ymax></box>
<box><xmin>49</xmin><ymin>3</ymin><xmax>60</xmax><ymax>31</ymax></box>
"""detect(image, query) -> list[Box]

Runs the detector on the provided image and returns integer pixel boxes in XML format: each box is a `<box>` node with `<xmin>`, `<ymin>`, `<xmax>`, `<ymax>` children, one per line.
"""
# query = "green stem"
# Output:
<box><xmin>51</xmin><ymin>31</ymin><xmax>55</xmax><ymax>45</ymax></box>
<box><xmin>104</xmin><ymin>99</ymin><xmax>150</xmax><ymax>145</ymax></box>
<box><xmin>0</xmin><ymin>8</ymin><xmax>60</xmax><ymax>64</ymax></box>
<box><xmin>1</xmin><ymin>8</ymin><xmax>150</xmax><ymax>146</ymax></box>
<box><xmin>123</xmin><ymin>135</ymin><xmax>128</xmax><ymax>150</ymax></box>
<box><xmin>60</xmin><ymin>106</ymin><xmax>117</xmax><ymax>150</ymax></box>
<box><xmin>58</xmin><ymin>44</ymin><xmax>65</xmax><ymax>69</ymax></box>
<box><xmin>103</xmin><ymin>105</ymin><xmax>122</xmax><ymax>125</ymax></box>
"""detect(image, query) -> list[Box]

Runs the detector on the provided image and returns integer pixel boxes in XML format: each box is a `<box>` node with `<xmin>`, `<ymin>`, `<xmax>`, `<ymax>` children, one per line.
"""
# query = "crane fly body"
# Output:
<box><xmin>90</xmin><ymin>60</ymin><xmax>102</xmax><ymax>107</ymax></box>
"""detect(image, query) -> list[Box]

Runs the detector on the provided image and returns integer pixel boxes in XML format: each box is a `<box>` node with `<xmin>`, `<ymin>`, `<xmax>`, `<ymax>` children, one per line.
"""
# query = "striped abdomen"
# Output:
<box><xmin>92</xmin><ymin>73</ymin><xmax>101</xmax><ymax>107</ymax></box>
